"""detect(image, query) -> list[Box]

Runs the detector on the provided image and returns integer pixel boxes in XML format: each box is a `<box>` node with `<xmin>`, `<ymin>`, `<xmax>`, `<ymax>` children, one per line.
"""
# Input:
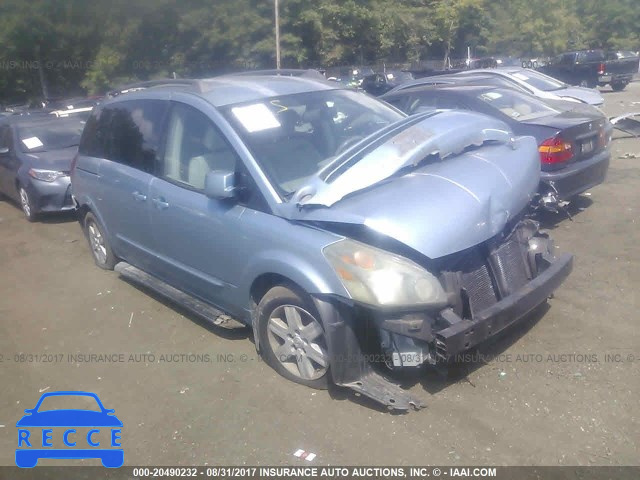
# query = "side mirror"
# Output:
<box><xmin>204</xmin><ymin>170</ymin><xmax>236</xmax><ymax>199</ymax></box>
<box><xmin>0</xmin><ymin>147</ymin><xmax>9</xmax><ymax>155</ymax></box>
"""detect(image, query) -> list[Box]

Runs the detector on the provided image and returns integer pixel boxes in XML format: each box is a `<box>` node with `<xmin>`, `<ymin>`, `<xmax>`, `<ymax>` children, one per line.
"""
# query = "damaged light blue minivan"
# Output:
<box><xmin>71</xmin><ymin>76</ymin><xmax>573</xmax><ymax>410</ymax></box>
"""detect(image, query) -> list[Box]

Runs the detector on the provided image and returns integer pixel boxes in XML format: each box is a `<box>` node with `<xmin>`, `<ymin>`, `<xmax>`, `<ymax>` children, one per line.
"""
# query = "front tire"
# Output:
<box><xmin>84</xmin><ymin>212</ymin><xmax>117</xmax><ymax>270</ymax></box>
<box><xmin>19</xmin><ymin>186</ymin><xmax>37</xmax><ymax>222</ymax></box>
<box><xmin>257</xmin><ymin>285</ymin><xmax>330</xmax><ymax>389</ymax></box>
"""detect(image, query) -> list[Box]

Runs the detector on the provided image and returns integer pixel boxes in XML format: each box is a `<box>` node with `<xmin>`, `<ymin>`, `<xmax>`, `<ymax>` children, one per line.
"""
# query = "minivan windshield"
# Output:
<box><xmin>222</xmin><ymin>89</ymin><xmax>403</xmax><ymax>196</ymax></box>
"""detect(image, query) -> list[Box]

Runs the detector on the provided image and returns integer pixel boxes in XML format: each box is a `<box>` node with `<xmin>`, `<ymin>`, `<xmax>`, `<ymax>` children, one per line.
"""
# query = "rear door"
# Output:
<box><xmin>148</xmin><ymin>101</ymin><xmax>251</xmax><ymax>311</ymax></box>
<box><xmin>94</xmin><ymin>99</ymin><xmax>168</xmax><ymax>269</ymax></box>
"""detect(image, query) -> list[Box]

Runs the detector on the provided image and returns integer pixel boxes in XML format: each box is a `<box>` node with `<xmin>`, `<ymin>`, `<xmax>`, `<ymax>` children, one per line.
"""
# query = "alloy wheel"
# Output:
<box><xmin>87</xmin><ymin>221</ymin><xmax>107</xmax><ymax>265</ymax></box>
<box><xmin>266</xmin><ymin>305</ymin><xmax>329</xmax><ymax>380</ymax></box>
<box><xmin>19</xmin><ymin>188</ymin><xmax>31</xmax><ymax>218</ymax></box>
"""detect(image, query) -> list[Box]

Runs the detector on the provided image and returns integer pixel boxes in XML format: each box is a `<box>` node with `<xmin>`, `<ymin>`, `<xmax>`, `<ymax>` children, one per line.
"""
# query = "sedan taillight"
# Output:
<box><xmin>598</xmin><ymin>128</ymin><xmax>610</xmax><ymax>149</ymax></box>
<box><xmin>539</xmin><ymin>137</ymin><xmax>573</xmax><ymax>164</ymax></box>
<box><xmin>597</xmin><ymin>63</ymin><xmax>606</xmax><ymax>75</ymax></box>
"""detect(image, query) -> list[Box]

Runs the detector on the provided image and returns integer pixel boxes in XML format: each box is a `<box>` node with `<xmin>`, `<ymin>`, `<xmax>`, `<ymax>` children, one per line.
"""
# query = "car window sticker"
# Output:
<box><xmin>22</xmin><ymin>137</ymin><xmax>44</xmax><ymax>150</ymax></box>
<box><xmin>232</xmin><ymin>103</ymin><xmax>282</xmax><ymax>133</ymax></box>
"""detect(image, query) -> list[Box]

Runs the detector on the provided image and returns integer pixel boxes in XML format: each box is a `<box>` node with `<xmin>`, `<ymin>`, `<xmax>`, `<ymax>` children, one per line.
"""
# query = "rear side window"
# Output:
<box><xmin>406</xmin><ymin>94</ymin><xmax>465</xmax><ymax>114</ymax></box>
<box><xmin>382</xmin><ymin>96</ymin><xmax>407</xmax><ymax>110</ymax></box>
<box><xmin>78</xmin><ymin>99</ymin><xmax>167</xmax><ymax>173</ymax></box>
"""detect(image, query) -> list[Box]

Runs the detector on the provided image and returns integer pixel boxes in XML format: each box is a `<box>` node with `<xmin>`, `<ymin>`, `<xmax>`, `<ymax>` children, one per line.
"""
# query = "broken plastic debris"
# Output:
<box><xmin>293</xmin><ymin>449</ymin><xmax>316</xmax><ymax>461</ymax></box>
<box><xmin>180</xmin><ymin>387</ymin><xmax>189</xmax><ymax>394</ymax></box>
<box><xmin>618</xmin><ymin>152</ymin><xmax>638</xmax><ymax>159</ymax></box>
<box><xmin>39</xmin><ymin>386</ymin><xmax>50</xmax><ymax>393</ymax></box>
<box><xmin>128</xmin><ymin>312</ymin><xmax>134</xmax><ymax>327</ymax></box>
<box><xmin>499</xmin><ymin>371</ymin><xmax>507</xmax><ymax>378</ymax></box>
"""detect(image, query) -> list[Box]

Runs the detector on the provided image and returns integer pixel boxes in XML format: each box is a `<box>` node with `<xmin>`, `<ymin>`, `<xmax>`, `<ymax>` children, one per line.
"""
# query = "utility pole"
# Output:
<box><xmin>35</xmin><ymin>45</ymin><xmax>49</xmax><ymax>102</ymax></box>
<box><xmin>275</xmin><ymin>0</ymin><xmax>281</xmax><ymax>70</ymax></box>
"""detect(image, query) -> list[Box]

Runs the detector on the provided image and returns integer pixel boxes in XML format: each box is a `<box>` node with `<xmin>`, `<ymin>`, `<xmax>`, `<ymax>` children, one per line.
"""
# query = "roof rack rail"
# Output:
<box><xmin>226</xmin><ymin>69</ymin><xmax>326</xmax><ymax>80</ymax></box>
<box><xmin>107</xmin><ymin>79</ymin><xmax>204</xmax><ymax>98</ymax></box>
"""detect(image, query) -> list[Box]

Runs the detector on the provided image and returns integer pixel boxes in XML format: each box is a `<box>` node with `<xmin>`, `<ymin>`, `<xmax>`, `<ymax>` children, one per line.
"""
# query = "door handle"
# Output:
<box><xmin>152</xmin><ymin>197</ymin><xmax>169</xmax><ymax>210</ymax></box>
<box><xmin>132</xmin><ymin>191</ymin><xmax>147</xmax><ymax>202</ymax></box>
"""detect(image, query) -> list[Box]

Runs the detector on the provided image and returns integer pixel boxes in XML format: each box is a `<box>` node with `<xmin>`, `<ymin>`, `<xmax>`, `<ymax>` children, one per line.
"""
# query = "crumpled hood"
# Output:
<box><xmin>282</xmin><ymin>113</ymin><xmax>541</xmax><ymax>259</ymax></box>
<box><xmin>24</xmin><ymin>146</ymin><xmax>78</xmax><ymax>172</ymax></box>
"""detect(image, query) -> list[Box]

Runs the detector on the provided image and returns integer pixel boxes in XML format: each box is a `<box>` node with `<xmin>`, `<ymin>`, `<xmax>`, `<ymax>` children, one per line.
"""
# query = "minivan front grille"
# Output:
<box><xmin>443</xmin><ymin>226</ymin><xmax>532</xmax><ymax>319</ymax></box>
<box><xmin>461</xmin><ymin>262</ymin><xmax>497</xmax><ymax>317</ymax></box>
<box><xmin>488</xmin><ymin>235</ymin><xmax>531</xmax><ymax>297</ymax></box>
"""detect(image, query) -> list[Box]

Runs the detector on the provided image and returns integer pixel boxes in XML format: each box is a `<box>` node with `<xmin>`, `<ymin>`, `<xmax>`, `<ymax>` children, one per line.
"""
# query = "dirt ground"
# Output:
<box><xmin>0</xmin><ymin>83</ymin><xmax>638</xmax><ymax>468</ymax></box>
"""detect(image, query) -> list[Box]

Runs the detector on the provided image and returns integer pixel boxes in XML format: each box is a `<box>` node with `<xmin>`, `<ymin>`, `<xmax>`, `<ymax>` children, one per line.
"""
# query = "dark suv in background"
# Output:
<box><xmin>538</xmin><ymin>49</ymin><xmax>639</xmax><ymax>91</ymax></box>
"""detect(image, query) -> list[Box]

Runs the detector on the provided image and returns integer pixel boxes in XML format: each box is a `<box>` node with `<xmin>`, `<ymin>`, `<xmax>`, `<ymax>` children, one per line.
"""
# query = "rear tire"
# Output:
<box><xmin>84</xmin><ymin>212</ymin><xmax>117</xmax><ymax>270</ymax></box>
<box><xmin>257</xmin><ymin>285</ymin><xmax>330</xmax><ymax>389</ymax></box>
<box><xmin>611</xmin><ymin>82</ymin><xmax>627</xmax><ymax>92</ymax></box>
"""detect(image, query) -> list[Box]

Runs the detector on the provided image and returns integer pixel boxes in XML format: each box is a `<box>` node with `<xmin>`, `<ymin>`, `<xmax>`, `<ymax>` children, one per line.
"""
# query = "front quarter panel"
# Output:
<box><xmin>233</xmin><ymin>210</ymin><xmax>350</xmax><ymax>313</ymax></box>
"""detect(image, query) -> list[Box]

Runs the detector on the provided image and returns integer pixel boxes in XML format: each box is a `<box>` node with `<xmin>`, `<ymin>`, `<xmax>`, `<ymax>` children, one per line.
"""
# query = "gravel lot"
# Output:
<box><xmin>0</xmin><ymin>83</ymin><xmax>638</xmax><ymax>467</ymax></box>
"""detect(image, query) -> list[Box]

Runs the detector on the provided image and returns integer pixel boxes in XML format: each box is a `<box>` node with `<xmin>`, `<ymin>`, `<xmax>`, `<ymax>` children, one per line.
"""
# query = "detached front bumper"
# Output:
<box><xmin>313</xmin><ymin>222</ymin><xmax>573</xmax><ymax>411</ymax></box>
<box><xmin>434</xmin><ymin>253</ymin><xmax>573</xmax><ymax>359</ymax></box>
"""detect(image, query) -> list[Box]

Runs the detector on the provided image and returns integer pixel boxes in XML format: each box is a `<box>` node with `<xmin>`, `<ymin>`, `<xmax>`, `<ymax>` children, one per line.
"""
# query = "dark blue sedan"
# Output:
<box><xmin>382</xmin><ymin>84</ymin><xmax>612</xmax><ymax>205</ymax></box>
<box><xmin>0</xmin><ymin>114</ymin><xmax>86</xmax><ymax>221</ymax></box>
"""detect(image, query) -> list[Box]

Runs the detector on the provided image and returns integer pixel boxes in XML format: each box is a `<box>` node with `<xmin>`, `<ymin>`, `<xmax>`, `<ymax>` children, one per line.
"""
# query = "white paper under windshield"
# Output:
<box><xmin>22</xmin><ymin>137</ymin><xmax>44</xmax><ymax>149</ymax></box>
<box><xmin>232</xmin><ymin>104</ymin><xmax>281</xmax><ymax>133</ymax></box>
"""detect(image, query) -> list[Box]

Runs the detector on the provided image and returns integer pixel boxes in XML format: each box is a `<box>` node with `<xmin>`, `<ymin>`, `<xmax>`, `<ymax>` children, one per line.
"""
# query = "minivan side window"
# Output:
<box><xmin>78</xmin><ymin>100</ymin><xmax>167</xmax><ymax>173</ymax></box>
<box><xmin>161</xmin><ymin>103</ymin><xmax>238</xmax><ymax>190</ymax></box>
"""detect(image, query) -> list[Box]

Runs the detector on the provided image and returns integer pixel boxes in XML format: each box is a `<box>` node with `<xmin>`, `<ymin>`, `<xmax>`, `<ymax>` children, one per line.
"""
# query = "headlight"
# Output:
<box><xmin>28</xmin><ymin>168</ymin><xmax>66</xmax><ymax>182</ymax></box>
<box><xmin>323</xmin><ymin>239</ymin><xmax>448</xmax><ymax>308</ymax></box>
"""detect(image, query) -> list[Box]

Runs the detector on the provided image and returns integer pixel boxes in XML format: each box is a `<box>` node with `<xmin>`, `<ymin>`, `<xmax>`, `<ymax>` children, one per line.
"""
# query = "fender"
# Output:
<box><xmin>238</xmin><ymin>247</ymin><xmax>349</xmax><ymax>353</ymax></box>
<box><xmin>75</xmin><ymin>196</ymin><xmax>118</xmax><ymax>257</ymax></box>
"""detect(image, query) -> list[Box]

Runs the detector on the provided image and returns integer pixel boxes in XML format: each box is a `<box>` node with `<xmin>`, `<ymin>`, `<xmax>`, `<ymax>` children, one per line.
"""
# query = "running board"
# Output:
<box><xmin>114</xmin><ymin>262</ymin><xmax>247</xmax><ymax>329</ymax></box>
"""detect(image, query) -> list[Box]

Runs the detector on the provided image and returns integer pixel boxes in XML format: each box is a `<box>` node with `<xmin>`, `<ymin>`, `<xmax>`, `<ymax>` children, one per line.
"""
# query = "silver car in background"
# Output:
<box><xmin>71</xmin><ymin>77</ymin><xmax>573</xmax><ymax>410</ymax></box>
<box><xmin>456</xmin><ymin>68</ymin><xmax>604</xmax><ymax>106</ymax></box>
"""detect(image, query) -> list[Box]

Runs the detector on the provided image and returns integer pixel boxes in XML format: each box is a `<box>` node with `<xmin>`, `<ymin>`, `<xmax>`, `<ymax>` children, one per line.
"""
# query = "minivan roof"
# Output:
<box><xmin>107</xmin><ymin>76</ymin><xmax>338</xmax><ymax>108</ymax></box>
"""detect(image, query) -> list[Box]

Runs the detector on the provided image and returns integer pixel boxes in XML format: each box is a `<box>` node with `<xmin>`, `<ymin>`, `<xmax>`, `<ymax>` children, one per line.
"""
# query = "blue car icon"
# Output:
<box><xmin>16</xmin><ymin>391</ymin><xmax>123</xmax><ymax>468</ymax></box>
